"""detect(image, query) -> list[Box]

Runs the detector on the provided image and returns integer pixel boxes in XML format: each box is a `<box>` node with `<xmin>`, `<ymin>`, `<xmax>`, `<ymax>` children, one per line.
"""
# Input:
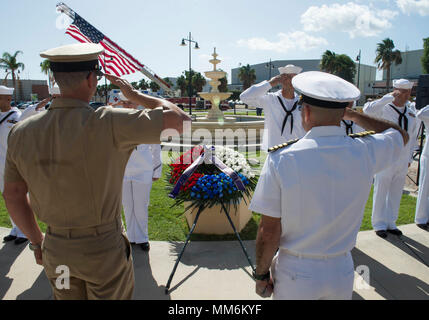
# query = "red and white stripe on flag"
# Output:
<box><xmin>65</xmin><ymin>24</ymin><xmax>143</xmax><ymax>77</ymax></box>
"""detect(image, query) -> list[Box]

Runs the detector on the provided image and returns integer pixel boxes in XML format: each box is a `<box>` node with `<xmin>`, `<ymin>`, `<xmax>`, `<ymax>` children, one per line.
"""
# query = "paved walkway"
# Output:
<box><xmin>0</xmin><ymin>224</ymin><xmax>428</xmax><ymax>300</ymax></box>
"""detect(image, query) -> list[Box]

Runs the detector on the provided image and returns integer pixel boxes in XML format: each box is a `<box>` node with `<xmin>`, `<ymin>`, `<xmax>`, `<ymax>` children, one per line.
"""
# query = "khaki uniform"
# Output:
<box><xmin>4</xmin><ymin>98</ymin><xmax>163</xmax><ymax>300</ymax></box>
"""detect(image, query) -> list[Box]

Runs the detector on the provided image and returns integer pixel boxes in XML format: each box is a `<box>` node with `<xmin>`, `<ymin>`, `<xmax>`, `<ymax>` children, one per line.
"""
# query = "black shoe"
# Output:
<box><xmin>387</xmin><ymin>229</ymin><xmax>403</xmax><ymax>236</ymax></box>
<box><xmin>14</xmin><ymin>237</ymin><xmax>28</xmax><ymax>245</ymax></box>
<box><xmin>3</xmin><ymin>235</ymin><xmax>17</xmax><ymax>242</ymax></box>
<box><xmin>417</xmin><ymin>224</ymin><xmax>428</xmax><ymax>231</ymax></box>
<box><xmin>140</xmin><ymin>242</ymin><xmax>150</xmax><ymax>251</ymax></box>
<box><xmin>376</xmin><ymin>230</ymin><xmax>388</xmax><ymax>238</ymax></box>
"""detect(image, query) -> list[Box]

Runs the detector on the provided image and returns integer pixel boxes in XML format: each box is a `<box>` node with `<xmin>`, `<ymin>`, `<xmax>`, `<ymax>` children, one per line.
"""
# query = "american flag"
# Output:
<box><xmin>65</xmin><ymin>13</ymin><xmax>144</xmax><ymax>77</ymax></box>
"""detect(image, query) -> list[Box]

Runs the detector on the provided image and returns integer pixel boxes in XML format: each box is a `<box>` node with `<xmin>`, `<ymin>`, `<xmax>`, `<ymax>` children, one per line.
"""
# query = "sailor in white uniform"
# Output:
<box><xmin>363</xmin><ymin>79</ymin><xmax>420</xmax><ymax>238</ymax></box>
<box><xmin>240</xmin><ymin>65</ymin><xmax>306</xmax><ymax>151</ymax></box>
<box><xmin>250</xmin><ymin>71</ymin><xmax>408</xmax><ymax>300</ymax></box>
<box><xmin>414</xmin><ymin>104</ymin><xmax>429</xmax><ymax>230</ymax></box>
<box><xmin>0</xmin><ymin>86</ymin><xmax>47</xmax><ymax>244</ymax></box>
<box><xmin>116</xmin><ymin>92</ymin><xmax>162</xmax><ymax>251</ymax></box>
<box><xmin>341</xmin><ymin>101</ymin><xmax>365</xmax><ymax>135</ymax></box>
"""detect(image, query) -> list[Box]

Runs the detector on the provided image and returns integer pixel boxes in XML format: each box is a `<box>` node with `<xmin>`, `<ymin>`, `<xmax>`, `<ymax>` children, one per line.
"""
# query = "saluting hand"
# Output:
<box><xmin>105</xmin><ymin>74</ymin><xmax>135</xmax><ymax>99</ymax></box>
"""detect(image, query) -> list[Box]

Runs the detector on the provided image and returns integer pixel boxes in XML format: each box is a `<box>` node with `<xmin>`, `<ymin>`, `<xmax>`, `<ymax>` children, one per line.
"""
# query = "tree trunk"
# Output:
<box><xmin>386</xmin><ymin>65</ymin><xmax>391</xmax><ymax>93</ymax></box>
<box><xmin>12</xmin><ymin>72</ymin><xmax>17</xmax><ymax>103</ymax></box>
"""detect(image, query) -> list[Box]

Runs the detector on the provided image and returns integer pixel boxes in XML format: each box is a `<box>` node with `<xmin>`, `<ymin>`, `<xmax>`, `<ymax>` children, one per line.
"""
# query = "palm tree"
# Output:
<box><xmin>0</xmin><ymin>51</ymin><xmax>25</xmax><ymax>102</ymax></box>
<box><xmin>375</xmin><ymin>38</ymin><xmax>402</xmax><ymax>92</ymax></box>
<box><xmin>139</xmin><ymin>79</ymin><xmax>148</xmax><ymax>90</ymax></box>
<box><xmin>238</xmin><ymin>64</ymin><xmax>256</xmax><ymax>90</ymax></box>
<box><xmin>149</xmin><ymin>81</ymin><xmax>160</xmax><ymax>93</ymax></box>
<box><xmin>40</xmin><ymin>59</ymin><xmax>50</xmax><ymax>75</ymax></box>
<box><xmin>176</xmin><ymin>75</ymin><xmax>187</xmax><ymax>96</ymax></box>
<box><xmin>320</xmin><ymin>51</ymin><xmax>357</xmax><ymax>83</ymax></box>
<box><xmin>192</xmin><ymin>72</ymin><xmax>206</xmax><ymax>93</ymax></box>
<box><xmin>335</xmin><ymin>54</ymin><xmax>357</xmax><ymax>83</ymax></box>
<box><xmin>320</xmin><ymin>50</ymin><xmax>337</xmax><ymax>73</ymax></box>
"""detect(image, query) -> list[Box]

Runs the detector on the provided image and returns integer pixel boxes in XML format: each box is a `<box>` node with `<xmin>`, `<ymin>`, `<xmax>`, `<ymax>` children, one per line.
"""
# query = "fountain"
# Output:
<box><xmin>162</xmin><ymin>48</ymin><xmax>265</xmax><ymax>150</ymax></box>
<box><xmin>198</xmin><ymin>48</ymin><xmax>235</xmax><ymax>123</ymax></box>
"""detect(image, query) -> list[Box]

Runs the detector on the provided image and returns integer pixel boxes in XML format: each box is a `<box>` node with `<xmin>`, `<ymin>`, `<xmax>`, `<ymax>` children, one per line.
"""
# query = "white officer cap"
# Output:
<box><xmin>292</xmin><ymin>71</ymin><xmax>361</xmax><ymax>109</ymax></box>
<box><xmin>48</xmin><ymin>86</ymin><xmax>61</xmax><ymax>95</ymax></box>
<box><xmin>278</xmin><ymin>64</ymin><xmax>303</xmax><ymax>75</ymax></box>
<box><xmin>0</xmin><ymin>85</ymin><xmax>14</xmax><ymax>96</ymax></box>
<box><xmin>40</xmin><ymin>43</ymin><xmax>104</xmax><ymax>73</ymax></box>
<box><xmin>393</xmin><ymin>79</ymin><xmax>413</xmax><ymax>90</ymax></box>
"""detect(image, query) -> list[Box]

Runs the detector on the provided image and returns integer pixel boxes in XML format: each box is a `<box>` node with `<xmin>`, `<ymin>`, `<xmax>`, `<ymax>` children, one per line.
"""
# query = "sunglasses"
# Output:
<box><xmin>86</xmin><ymin>70</ymin><xmax>105</xmax><ymax>81</ymax></box>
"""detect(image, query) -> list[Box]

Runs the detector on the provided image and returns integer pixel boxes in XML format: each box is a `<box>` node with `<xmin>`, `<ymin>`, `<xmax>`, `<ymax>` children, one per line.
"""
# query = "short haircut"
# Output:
<box><xmin>53</xmin><ymin>71</ymin><xmax>88</xmax><ymax>91</ymax></box>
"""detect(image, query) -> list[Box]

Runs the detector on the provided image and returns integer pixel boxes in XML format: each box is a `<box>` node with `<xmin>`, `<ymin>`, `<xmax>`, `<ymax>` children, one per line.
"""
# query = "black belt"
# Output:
<box><xmin>342</xmin><ymin>120</ymin><xmax>354</xmax><ymax>135</ymax></box>
<box><xmin>277</xmin><ymin>97</ymin><xmax>298</xmax><ymax>136</ymax></box>
<box><xmin>389</xmin><ymin>104</ymin><xmax>408</xmax><ymax>131</ymax></box>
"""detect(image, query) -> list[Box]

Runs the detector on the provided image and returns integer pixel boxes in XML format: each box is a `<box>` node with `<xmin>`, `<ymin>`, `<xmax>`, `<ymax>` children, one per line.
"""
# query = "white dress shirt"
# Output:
<box><xmin>240</xmin><ymin>81</ymin><xmax>306</xmax><ymax>151</ymax></box>
<box><xmin>250</xmin><ymin>126</ymin><xmax>404</xmax><ymax>257</ymax></box>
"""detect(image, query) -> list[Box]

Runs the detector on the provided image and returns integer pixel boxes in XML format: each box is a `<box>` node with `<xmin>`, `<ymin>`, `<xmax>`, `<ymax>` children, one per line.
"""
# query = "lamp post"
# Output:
<box><xmin>180</xmin><ymin>32</ymin><xmax>199</xmax><ymax>116</ymax></box>
<box><xmin>356</xmin><ymin>50</ymin><xmax>361</xmax><ymax>90</ymax></box>
<box><xmin>266</xmin><ymin>58</ymin><xmax>275</xmax><ymax>80</ymax></box>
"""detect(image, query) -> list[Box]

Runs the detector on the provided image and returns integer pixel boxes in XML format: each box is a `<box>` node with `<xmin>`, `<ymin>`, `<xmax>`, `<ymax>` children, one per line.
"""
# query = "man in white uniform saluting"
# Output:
<box><xmin>240</xmin><ymin>65</ymin><xmax>306</xmax><ymax>151</ymax></box>
<box><xmin>250</xmin><ymin>71</ymin><xmax>409</xmax><ymax>300</ymax></box>
<box><xmin>116</xmin><ymin>92</ymin><xmax>162</xmax><ymax>251</ymax></box>
<box><xmin>363</xmin><ymin>79</ymin><xmax>419</xmax><ymax>238</ymax></box>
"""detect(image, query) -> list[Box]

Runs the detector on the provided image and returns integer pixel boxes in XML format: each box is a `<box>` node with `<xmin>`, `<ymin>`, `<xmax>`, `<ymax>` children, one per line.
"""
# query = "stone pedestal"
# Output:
<box><xmin>184</xmin><ymin>195</ymin><xmax>253</xmax><ymax>235</ymax></box>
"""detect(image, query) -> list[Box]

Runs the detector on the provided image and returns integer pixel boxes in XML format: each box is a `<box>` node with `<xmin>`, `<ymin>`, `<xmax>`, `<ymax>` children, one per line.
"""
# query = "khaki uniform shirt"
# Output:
<box><xmin>4</xmin><ymin>98</ymin><xmax>163</xmax><ymax>229</ymax></box>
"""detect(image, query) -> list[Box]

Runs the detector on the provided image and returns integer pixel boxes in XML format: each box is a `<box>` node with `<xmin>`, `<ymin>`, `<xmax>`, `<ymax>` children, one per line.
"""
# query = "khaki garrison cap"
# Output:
<box><xmin>40</xmin><ymin>43</ymin><xmax>104</xmax><ymax>73</ymax></box>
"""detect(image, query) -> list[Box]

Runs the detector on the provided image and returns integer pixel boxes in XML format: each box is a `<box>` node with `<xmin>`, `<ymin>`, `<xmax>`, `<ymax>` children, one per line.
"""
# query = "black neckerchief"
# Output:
<box><xmin>277</xmin><ymin>96</ymin><xmax>298</xmax><ymax>136</ymax></box>
<box><xmin>388</xmin><ymin>104</ymin><xmax>408</xmax><ymax>131</ymax></box>
<box><xmin>0</xmin><ymin>111</ymin><xmax>16</xmax><ymax>125</ymax></box>
<box><xmin>342</xmin><ymin>120</ymin><xmax>354</xmax><ymax>135</ymax></box>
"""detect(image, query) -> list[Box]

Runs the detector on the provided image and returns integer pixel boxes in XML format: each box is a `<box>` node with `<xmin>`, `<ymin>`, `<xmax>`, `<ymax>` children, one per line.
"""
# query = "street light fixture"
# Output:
<box><xmin>180</xmin><ymin>32</ymin><xmax>199</xmax><ymax>116</ymax></box>
<box><xmin>266</xmin><ymin>58</ymin><xmax>275</xmax><ymax>80</ymax></box>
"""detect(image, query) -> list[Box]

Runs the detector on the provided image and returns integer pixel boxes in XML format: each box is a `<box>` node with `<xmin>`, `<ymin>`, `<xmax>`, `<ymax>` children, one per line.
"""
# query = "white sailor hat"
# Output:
<box><xmin>393</xmin><ymin>79</ymin><xmax>413</xmax><ymax>90</ymax></box>
<box><xmin>292</xmin><ymin>71</ymin><xmax>361</xmax><ymax>109</ymax></box>
<box><xmin>0</xmin><ymin>85</ymin><xmax>14</xmax><ymax>96</ymax></box>
<box><xmin>48</xmin><ymin>86</ymin><xmax>61</xmax><ymax>95</ymax></box>
<box><xmin>278</xmin><ymin>64</ymin><xmax>303</xmax><ymax>75</ymax></box>
<box><xmin>40</xmin><ymin>43</ymin><xmax>104</xmax><ymax>73</ymax></box>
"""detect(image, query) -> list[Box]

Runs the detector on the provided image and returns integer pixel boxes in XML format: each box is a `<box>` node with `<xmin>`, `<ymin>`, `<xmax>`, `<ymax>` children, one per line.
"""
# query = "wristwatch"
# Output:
<box><xmin>253</xmin><ymin>270</ymin><xmax>270</xmax><ymax>281</ymax></box>
<box><xmin>29</xmin><ymin>243</ymin><xmax>42</xmax><ymax>251</ymax></box>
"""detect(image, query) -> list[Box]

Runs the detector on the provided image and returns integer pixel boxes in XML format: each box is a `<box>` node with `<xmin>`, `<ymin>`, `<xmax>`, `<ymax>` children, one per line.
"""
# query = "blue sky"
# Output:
<box><xmin>1</xmin><ymin>0</ymin><xmax>429</xmax><ymax>84</ymax></box>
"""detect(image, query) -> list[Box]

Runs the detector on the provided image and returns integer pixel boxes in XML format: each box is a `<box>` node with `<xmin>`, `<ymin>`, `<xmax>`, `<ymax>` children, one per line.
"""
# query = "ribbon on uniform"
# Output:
<box><xmin>169</xmin><ymin>146</ymin><xmax>246</xmax><ymax>199</ymax></box>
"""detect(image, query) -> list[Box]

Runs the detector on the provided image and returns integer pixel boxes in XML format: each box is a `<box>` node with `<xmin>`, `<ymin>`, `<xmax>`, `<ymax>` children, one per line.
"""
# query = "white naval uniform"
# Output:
<box><xmin>250</xmin><ymin>126</ymin><xmax>404</xmax><ymax>300</ymax></box>
<box><xmin>1</xmin><ymin>105</ymin><xmax>40</xmax><ymax>238</ymax></box>
<box><xmin>415</xmin><ymin>105</ymin><xmax>429</xmax><ymax>225</ymax></box>
<box><xmin>240</xmin><ymin>81</ymin><xmax>306</xmax><ymax>151</ymax></box>
<box><xmin>122</xmin><ymin>144</ymin><xmax>162</xmax><ymax>244</ymax></box>
<box><xmin>363</xmin><ymin>95</ymin><xmax>420</xmax><ymax>231</ymax></box>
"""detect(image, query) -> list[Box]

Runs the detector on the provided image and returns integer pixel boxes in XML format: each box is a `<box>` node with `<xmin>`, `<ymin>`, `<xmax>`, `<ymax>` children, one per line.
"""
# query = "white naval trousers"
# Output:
<box><xmin>0</xmin><ymin>176</ymin><xmax>26</xmax><ymax>239</ymax></box>
<box><xmin>271</xmin><ymin>251</ymin><xmax>355</xmax><ymax>300</ymax></box>
<box><xmin>122</xmin><ymin>180</ymin><xmax>153</xmax><ymax>244</ymax></box>
<box><xmin>371</xmin><ymin>163</ymin><xmax>408</xmax><ymax>231</ymax></box>
<box><xmin>415</xmin><ymin>154</ymin><xmax>429</xmax><ymax>224</ymax></box>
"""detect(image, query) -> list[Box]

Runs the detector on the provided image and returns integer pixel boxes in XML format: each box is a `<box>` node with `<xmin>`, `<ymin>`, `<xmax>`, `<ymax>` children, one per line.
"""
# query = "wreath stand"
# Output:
<box><xmin>165</xmin><ymin>203</ymin><xmax>256</xmax><ymax>294</ymax></box>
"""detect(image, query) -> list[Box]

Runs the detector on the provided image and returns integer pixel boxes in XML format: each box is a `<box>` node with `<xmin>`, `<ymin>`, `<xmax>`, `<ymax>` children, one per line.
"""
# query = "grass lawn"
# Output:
<box><xmin>0</xmin><ymin>163</ymin><xmax>417</xmax><ymax>241</ymax></box>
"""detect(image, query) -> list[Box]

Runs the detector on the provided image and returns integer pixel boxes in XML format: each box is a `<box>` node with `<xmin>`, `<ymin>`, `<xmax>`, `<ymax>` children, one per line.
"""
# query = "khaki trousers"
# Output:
<box><xmin>42</xmin><ymin>219</ymin><xmax>134</xmax><ymax>300</ymax></box>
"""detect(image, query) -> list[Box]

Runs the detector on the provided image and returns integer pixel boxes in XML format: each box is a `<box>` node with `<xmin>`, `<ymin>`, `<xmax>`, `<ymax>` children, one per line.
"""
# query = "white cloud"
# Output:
<box><xmin>237</xmin><ymin>31</ymin><xmax>328</xmax><ymax>53</ymax></box>
<box><xmin>396</xmin><ymin>0</ymin><xmax>429</xmax><ymax>16</ymax></box>
<box><xmin>300</xmin><ymin>2</ymin><xmax>398</xmax><ymax>38</ymax></box>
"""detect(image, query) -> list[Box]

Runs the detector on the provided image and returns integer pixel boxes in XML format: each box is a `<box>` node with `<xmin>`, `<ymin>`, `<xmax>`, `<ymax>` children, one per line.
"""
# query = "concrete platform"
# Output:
<box><xmin>0</xmin><ymin>224</ymin><xmax>428</xmax><ymax>300</ymax></box>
